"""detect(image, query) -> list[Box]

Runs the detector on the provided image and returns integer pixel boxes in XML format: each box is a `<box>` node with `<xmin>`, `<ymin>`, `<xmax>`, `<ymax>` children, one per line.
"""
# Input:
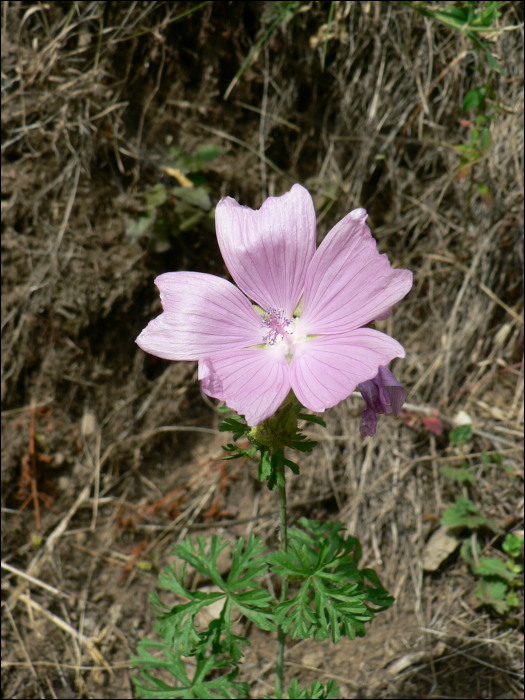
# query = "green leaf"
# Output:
<box><xmin>475</xmin><ymin>579</ymin><xmax>509</xmax><ymax>614</ymax></box>
<box><xmin>145</xmin><ymin>184</ymin><xmax>168</xmax><ymax>208</ymax></box>
<box><xmin>194</xmin><ymin>145</ymin><xmax>224</xmax><ymax>163</ymax></box>
<box><xmin>154</xmin><ymin>534</ymin><xmax>273</xmax><ymax>661</ymax></box>
<box><xmin>502</xmin><ymin>533</ymin><xmax>524</xmax><ymax>559</ymax></box>
<box><xmin>126</xmin><ymin>210</ymin><xmax>156</xmax><ymax>242</ymax></box>
<box><xmin>440</xmin><ymin>465</ymin><xmax>477</xmax><ymax>483</ymax></box>
<box><xmin>173</xmin><ymin>186</ymin><xmax>212</xmax><ymax>211</ymax></box>
<box><xmin>297</xmin><ymin>413</ymin><xmax>327</xmax><ymax>428</ymax></box>
<box><xmin>492</xmin><ymin>452</ymin><xmax>503</xmax><ymax>466</ymax></box>
<box><xmin>283</xmin><ymin>458</ymin><xmax>300</xmax><ymax>475</ymax></box>
<box><xmin>258</xmin><ymin>447</ymin><xmax>272</xmax><ymax>484</ymax></box>
<box><xmin>442</xmin><ymin>495</ymin><xmax>486</xmax><ymax>530</ymax></box>
<box><xmin>219</xmin><ymin>415</ymin><xmax>249</xmax><ymax>442</ymax></box>
<box><xmin>475</xmin><ymin>556</ymin><xmax>517</xmax><ymax>582</ymax></box>
<box><xmin>131</xmin><ymin>639</ymin><xmax>248</xmax><ymax>698</ymax></box>
<box><xmin>268</xmin><ymin>519</ymin><xmax>393</xmax><ymax>643</ymax></box>
<box><xmin>449</xmin><ymin>424</ymin><xmax>472</xmax><ymax>446</ymax></box>
<box><xmin>463</xmin><ymin>87</ymin><xmax>486</xmax><ymax>112</ymax></box>
<box><xmin>286</xmin><ymin>678</ymin><xmax>341</xmax><ymax>699</ymax></box>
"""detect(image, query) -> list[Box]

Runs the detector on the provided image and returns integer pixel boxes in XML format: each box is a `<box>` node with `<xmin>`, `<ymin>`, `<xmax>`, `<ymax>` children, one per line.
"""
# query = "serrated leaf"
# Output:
<box><xmin>442</xmin><ymin>495</ymin><xmax>485</xmax><ymax>530</ymax></box>
<box><xmin>475</xmin><ymin>578</ymin><xmax>509</xmax><ymax>614</ymax></box>
<box><xmin>475</xmin><ymin>556</ymin><xmax>517</xmax><ymax>581</ymax></box>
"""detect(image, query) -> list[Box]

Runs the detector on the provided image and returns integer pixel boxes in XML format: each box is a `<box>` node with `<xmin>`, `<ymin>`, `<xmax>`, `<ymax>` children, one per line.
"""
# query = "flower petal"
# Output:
<box><xmin>215</xmin><ymin>184</ymin><xmax>316</xmax><ymax>318</ymax></box>
<box><xmin>199</xmin><ymin>346</ymin><xmax>291</xmax><ymax>426</ymax></box>
<box><xmin>290</xmin><ymin>329</ymin><xmax>405</xmax><ymax>413</ymax></box>
<box><xmin>358</xmin><ymin>366</ymin><xmax>407</xmax><ymax>438</ymax></box>
<box><xmin>135</xmin><ymin>272</ymin><xmax>263</xmax><ymax>361</ymax></box>
<box><xmin>297</xmin><ymin>209</ymin><xmax>413</xmax><ymax>335</ymax></box>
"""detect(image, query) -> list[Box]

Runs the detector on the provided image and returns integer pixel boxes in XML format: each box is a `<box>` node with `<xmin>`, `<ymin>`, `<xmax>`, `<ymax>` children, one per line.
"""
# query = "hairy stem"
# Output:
<box><xmin>275</xmin><ymin>452</ymin><xmax>288</xmax><ymax>697</ymax></box>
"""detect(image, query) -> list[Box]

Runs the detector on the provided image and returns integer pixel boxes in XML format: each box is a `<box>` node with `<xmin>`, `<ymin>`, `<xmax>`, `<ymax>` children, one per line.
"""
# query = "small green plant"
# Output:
<box><xmin>405</xmin><ymin>2</ymin><xmax>511</xmax><ymax>208</ymax></box>
<box><xmin>454</xmin><ymin>81</ymin><xmax>511</xmax><ymax>206</ymax></box>
<box><xmin>126</xmin><ymin>144</ymin><xmax>222</xmax><ymax>252</ymax></box>
<box><xmin>404</xmin><ymin>1</ymin><xmax>503</xmax><ymax>73</ymax></box>
<box><xmin>131</xmin><ymin>400</ymin><xmax>395</xmax><ymax>698</ymax></box>
<box><xmin>441</xmin><ymin>494</ymin><xmax>501</xmax><ymax>533</ymax></box>
<box><xmin>440</xmin><ymin>426</ymin><xmax>522</xmax><ymax>615</ymax></box>
<box><xmin>448</xmin><ymin>424</ymin><xmax>472</xmax><ymax>447</ymax></box>
<box><xmin>461</xmin><ymin>533</ymin><xmax>523</xmax><ymax>615</ymax></box>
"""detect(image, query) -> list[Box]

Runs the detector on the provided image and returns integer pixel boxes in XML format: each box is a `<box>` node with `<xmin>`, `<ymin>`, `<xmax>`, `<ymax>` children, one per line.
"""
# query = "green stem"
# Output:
<box><xmin>275</xmin><ymin>452</ymin><xmax>288</xmax><ymax>698</ymax></box>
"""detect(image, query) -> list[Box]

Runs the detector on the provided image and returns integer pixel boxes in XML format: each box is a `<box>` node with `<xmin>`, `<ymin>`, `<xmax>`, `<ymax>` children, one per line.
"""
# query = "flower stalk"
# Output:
<box><xmin>275</xmin><ymin>451</ymin><xmax>289</xmax><ymax>697</ymax></box>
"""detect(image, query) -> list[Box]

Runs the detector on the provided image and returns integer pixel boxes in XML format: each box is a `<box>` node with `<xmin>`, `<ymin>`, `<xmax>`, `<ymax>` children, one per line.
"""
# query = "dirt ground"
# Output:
<box><xmin>1</xmin><ymin>2</ymin><xmax>523</xmax><ymax>698</ymax></box>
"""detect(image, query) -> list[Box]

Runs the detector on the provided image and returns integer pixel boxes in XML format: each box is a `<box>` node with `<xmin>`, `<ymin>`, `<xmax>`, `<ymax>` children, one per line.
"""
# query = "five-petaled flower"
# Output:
<box><xmin>136</xmin><ymin>184</ymin><xmax>412</xmax><ymax>427</ymax></box>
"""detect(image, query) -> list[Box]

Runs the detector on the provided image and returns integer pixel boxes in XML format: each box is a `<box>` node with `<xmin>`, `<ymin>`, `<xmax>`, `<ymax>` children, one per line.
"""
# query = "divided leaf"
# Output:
<box><xmin>155</xmin><ymin>534</ymin><xmax>273</xmax><ymax>660</ymax></box>
<box><xmin>131</xmin><ymin>638</ymin><xmax>248</xmax><ymax>699</ymax></box>
<box><xmin>286</xmin><ymin>678</ymin><xmax>340</xmax><ymax>699</ymax></box>
<box><xmin>268</xmin><ymin>519</ymin><xmax>393</xmax><ymax>642</ymax></box>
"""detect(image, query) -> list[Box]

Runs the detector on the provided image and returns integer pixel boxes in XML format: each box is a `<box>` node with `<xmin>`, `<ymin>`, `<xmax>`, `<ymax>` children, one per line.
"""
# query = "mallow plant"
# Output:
<box><xmin>132</xmin><ymin>184</ymin><xmax>413</xmax><ymax>698</ymax></box>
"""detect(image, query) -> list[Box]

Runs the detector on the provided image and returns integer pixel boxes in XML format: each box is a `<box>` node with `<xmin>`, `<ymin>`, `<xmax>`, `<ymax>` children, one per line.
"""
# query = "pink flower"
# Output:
<box><xmin>358</xmin><ymin>366</ymin><xmax>407</xmax><ymax>438</ymax></box>
<box><xmin>136</xmin><ymin>184</ymin><xmax>412</xmax><ymax>426</ymax></box>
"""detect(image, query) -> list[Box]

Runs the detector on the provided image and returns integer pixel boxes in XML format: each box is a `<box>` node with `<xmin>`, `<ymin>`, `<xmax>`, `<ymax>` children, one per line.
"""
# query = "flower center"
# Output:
<box><xmin>261</xmin><ymin>308</ymin><xmax>293</xmax><ymax>346</ymax></box>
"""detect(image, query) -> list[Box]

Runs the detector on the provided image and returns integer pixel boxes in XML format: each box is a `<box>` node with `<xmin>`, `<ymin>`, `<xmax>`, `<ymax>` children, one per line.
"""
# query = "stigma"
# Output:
<box><xmin>261</xmin><ymin>308</ymin><xmax>294</xmax><ymax>346</ymax></box>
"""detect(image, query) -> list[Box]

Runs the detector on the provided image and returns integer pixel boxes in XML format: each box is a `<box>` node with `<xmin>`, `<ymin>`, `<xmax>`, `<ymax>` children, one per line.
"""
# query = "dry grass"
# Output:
<box><xmin>1</xmin><ymin>2</ymin><xmax>523</xmax><ymax>698</ymax></box>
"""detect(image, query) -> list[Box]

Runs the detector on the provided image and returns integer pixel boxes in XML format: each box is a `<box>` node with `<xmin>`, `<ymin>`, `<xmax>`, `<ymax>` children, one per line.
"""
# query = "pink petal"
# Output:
<box><xmin>199</xmin><ymin>346</ymin><xmax>291</xmax><ymax>426</ymax></box>
<box><xmin>297</xmin><ymin>209</ymin><xmax>413</xmax><ymax>336</ymax></box>
<box><xmin>135</xmin><ymin>272</ymin><xmax>263</xmax><ymax>361</ymax></box>
<box><xmin>290</xmin><ymin>329</ymin><xmax>405</xmax><ymax>413</ymax></box>
<box><xmin>215</xmin><ymin>184</ymin><xmax>316</xmax><ymax>318</ymax></box>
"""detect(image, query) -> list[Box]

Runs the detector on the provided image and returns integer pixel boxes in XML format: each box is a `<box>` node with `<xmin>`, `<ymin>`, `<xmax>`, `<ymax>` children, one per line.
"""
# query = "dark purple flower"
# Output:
<box><xmin>358</xmin><ymin>366</ymin><xmax>407</xmax><ymax>437</ymax></box>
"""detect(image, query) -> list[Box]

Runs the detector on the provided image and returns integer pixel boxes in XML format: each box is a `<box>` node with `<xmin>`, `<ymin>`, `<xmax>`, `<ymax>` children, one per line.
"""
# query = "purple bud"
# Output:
<box><xmin>358</xmin><ymin>366</ymin><xmax>407</xmax><ymax>437</ymax></box>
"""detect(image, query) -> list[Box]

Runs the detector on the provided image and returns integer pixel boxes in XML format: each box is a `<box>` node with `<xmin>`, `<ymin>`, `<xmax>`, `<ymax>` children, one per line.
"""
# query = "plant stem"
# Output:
<box><xmin>275</xmin><ymin>452</ymin><xmax>288</xmax><ymax>698</ymax></box>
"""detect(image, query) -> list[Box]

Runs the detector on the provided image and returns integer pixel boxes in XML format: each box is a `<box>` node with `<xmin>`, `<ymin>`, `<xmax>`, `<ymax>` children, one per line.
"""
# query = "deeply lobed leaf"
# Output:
<box><xmin>268</xmin><ymin>519</ymin><xmax>393</xmax><ymax>642</ymax></box>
